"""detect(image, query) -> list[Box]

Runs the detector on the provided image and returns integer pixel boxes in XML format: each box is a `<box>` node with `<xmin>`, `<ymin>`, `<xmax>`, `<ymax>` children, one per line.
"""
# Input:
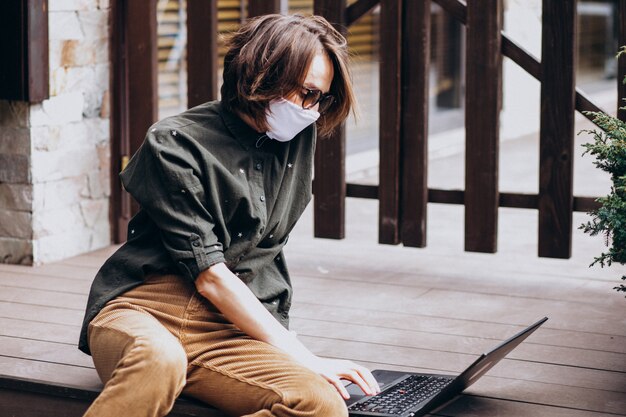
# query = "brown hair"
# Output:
<box><xmin>221</xmin><ymin>14</ymin><xmax>355</xmax><ymax>138</ymax></box>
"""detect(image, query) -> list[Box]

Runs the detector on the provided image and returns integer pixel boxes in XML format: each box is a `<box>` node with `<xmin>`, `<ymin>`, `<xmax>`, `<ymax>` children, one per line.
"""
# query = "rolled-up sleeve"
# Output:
<box><xmin>120</xmin><ymin>127</ymin><xmax>225</xmax><ymax>281</ymax></box>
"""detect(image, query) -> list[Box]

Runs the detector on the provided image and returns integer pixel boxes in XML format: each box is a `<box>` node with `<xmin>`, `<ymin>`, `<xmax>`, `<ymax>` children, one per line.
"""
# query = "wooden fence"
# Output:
<box><xmin>110</xmin><ymin>0</ymin><xmax>620</xmax><ymax>259</ymax></box>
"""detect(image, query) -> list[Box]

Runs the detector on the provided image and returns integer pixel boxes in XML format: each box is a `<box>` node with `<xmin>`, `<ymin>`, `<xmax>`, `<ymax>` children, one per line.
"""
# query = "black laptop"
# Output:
<box><xmin>345</xmin><ymin>317</ymin><xmax>548</xmax><ymax>417</ymax></box>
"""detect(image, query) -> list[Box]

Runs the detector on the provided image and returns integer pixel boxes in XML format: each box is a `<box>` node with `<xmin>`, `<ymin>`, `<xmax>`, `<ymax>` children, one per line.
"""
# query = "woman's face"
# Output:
<box><xmin>284</xmin><ymin>50</ymin><xmax>334</xmax><ymax>112</ymax></box>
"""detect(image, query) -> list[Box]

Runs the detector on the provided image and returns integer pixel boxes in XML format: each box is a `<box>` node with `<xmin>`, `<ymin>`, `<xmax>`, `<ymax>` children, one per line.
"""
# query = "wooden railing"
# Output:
<box><xmin>112</xmin><ymin>0</ymin><xmax>618</xmax><ymax>260</ymax></box>
<box><xmin>312</xmin><ymin>0</ymin><xmax>617</xmax><ymax>260</ymax></box>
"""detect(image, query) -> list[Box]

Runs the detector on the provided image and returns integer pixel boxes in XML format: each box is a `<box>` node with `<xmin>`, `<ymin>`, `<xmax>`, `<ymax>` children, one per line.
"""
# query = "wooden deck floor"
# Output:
<box><xmin>1</xmin><ymin>196</ymin><xmax>625</xmax><ymax>416</ymax></box>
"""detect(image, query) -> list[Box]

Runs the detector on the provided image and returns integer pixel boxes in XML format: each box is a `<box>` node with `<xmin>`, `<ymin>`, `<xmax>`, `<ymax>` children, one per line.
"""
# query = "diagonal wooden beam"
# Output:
<box><xmin>433</xmin><ymin>0</ymin><xmax>608</xmax><ymax>123</ymax></box>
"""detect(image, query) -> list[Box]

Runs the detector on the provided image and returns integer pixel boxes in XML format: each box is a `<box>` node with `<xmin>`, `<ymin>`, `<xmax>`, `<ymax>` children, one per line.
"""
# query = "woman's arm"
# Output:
<box><xmin>195</xmin><ymin>262</ymin><xmax>380</xmax><ymax>399</ymax></box>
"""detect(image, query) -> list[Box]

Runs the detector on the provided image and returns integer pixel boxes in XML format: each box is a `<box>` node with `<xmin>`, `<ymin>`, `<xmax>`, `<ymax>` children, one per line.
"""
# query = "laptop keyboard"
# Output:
<box><xmin>348</xmin><ymin>375</ymin><xmax>452</xmax><ymax>415</ymax></box>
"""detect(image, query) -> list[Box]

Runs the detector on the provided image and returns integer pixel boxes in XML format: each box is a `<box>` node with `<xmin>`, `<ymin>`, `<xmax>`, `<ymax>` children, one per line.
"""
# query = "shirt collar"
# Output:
<box><xmin>218</xmin><ymin>101</ymin><xmax>267</xmax><ymax>150</ymax></box>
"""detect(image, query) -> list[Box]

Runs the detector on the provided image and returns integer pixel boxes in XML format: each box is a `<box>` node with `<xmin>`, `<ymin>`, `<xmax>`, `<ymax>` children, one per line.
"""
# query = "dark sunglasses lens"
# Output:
<box><xmin>318</xmin><ymin>95</ymin><xmax>335</xmax><ymax>114</ymax></box>
<box><xmin>302</xmin><ymin>90</ymin><xmax>322</xmax><ymax>109</ymax></box>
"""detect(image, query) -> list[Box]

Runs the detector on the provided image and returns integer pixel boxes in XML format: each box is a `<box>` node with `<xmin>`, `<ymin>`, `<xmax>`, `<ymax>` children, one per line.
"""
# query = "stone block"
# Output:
<box><xmin>87</xmin><ymin>170</ymin><xmax>110</xmax><ymax>199</ymax></box>
<box><xmin>49</xmin><ymin>11</ymin><xmax>84</xmax><ymax>41</ymax></box>
<box><xmin>99</xmin><ymin>90</ymin><xmax>110</xmax><ymax>118</ymax></box>
<box><xmin>0</xmin><ymin>127</ymin><xmax>31</xmax><ymax>155</ymax></box>
<box><xmin>33</xmin><ymin>227</ymin><xmax>92</xmax><ymax>263</ymax></box>
<box><xmin>32</xmin><ymin>205</ymin><xmax>84</xmax><ymax>239</ymax></box>
<box><xmin>31</xmin><ymin>146</ymin><xmax>99</xmax><ymax>182</ymax></box>
<box><xmin>0</xmin><ymin>101</ymin><xmax>30</xmax><ymax>127</ymax></box>
<box><xmin>0</xmin><ymin>184</ymin><xmax>33</xmax><ymax>211</ymax></box>
<box><xmin>31</xmin><ymin>125</ymin><xmax>62</xmax><ymax>152</ymax></box>
<box><xmin>80</xmin><ymin>198</ymin><xmax>107</xmax><ymax>228</ymax></box>
<box><xmin>0</xmin><ymin>237</ymin><xmax>33</xmax><ymax>265</ymax></box>
<box><xmin>30</xmin><ymin>92</ymin><xmax>84</xmax><ymax>126</ymax></box>
<box><xmin>0</xmin><ymin>154</ymin><xmax>30</xmax><ymax>183</ymax></box>
<box><xmin>0</xmin><ymin>209</ymin><xmax>32</xmax><ymax>239</ymax></box>
<box><xmin>61</xmin><ymin>40</ymin><xmax>96</xmax><ymax>67</ymax></box>
<box><xmin>78</xmin><ymin>10</ymin><xmax>108</xmax><ymax>40</ymax></box>
<box><xmin>33</xmin><ymin>176</ymin><xmax>89</xmax><ymax>212</ymax></box>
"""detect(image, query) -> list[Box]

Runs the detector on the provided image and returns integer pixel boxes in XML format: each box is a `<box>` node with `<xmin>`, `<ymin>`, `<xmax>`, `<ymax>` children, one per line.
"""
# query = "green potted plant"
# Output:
<box><xmin>580</xmin><ymin>47</ymin><xmax>626</xmax><ymax>296</ymax></box>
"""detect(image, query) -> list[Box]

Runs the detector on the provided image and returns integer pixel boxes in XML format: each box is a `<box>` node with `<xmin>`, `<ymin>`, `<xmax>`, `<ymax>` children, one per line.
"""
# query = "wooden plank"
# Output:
<box><xmin>0</xmin><ymin>271</ymin><xmax>91</xmax><ymax>294</ymax></box>
<box><xmin>291</xmin><ymin>278</ymin><xmax>626</xmax><ymax>336</ymax></box>
<box><xmin>26</xmin><ymin>0</ymin><xmax>49</xmax><ymax>102</ymax></box>
<box><xmin>186</xmin><ymin>0</ymin><xmax>218</xmax><ymax>107</ymax></box>
<box><xmin>286</xmin><ymin>253</ymin><xmax>621</xmax><ymax>306</ymax></box>
<box><xmin>301</xmin><ymin>337</ymin><xmax>626</xmax><ymax>393</ymax></box>
<box><xmin>312</xmin><ymin>0</ymin><xmax>348</xmax><ymax>239</ymax></box>
<box><xmin>111</xmin><ymin>0</ymin><xmax>158</xmax><ymax>243</ymax></box>
<box><xmin>0</xmin><ymin>336</ymin><xmax>93</xmax><ymax>368</ymax></box>
<box><xmin>0</xmin><ymin>301</ymin><xmax>83</xmax><ymax>327</ymax></box>
<box><xmin>346</xmin><ymin>0</ymin><xmax>379</xmax><ymax>26</ymax></box>
<box><xmin>538</xmin><ymin>0</ymin><xmax>577</xmax><ymax>259</ymax></box>
<box><xmin>464</xmin><ymin>0</ymin><xmax>502</xmax><ymax>253</ymax></box>
<box><xmin>290</xmin><ymin>303</ymin><xmax>626</xmax><ymax>354</ymax></box>
<box><xmin>378</xmin><ymin>0</ymin><xmax>403</xmax><ymax>245</ymax></box>
<box><xmin>617</xmin><ymin>1</ymin><xmax>626</xmax><ymax>121</ymax></box>
<box><xmin>0</xmin><ymin>286</ymin><xmax>86</xmax><ymax>311</ymax></box>
<box><xmin>437</xmin><ymin>394</ymin><xmax>623</xmax><ymax>417</ymax></box>
<box><xmin>0</xmin><ymin>262</ymin><xmax>97</xmax><ymax>280</ymax></box>
<box><xmin>291</xmin><ymin>317</ymin><xmax>626</xmax><ymax>373</ymax></box>
<box><xmin>0</xmin><ymin>317</ymin><xmax>78</xmax><ymax>345</ymax></box>
<box><xmin>247</xmin><ymin>0</ymin><xmax>281</xmax><ymax>17</ymax></box>
<box><xmin>400</xmin><ymin>0</ymin><xmax>430</xmax><ymax>247</ymax></box>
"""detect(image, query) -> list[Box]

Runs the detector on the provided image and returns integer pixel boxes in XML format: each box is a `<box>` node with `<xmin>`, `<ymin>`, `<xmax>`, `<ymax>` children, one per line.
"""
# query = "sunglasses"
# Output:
<box><xmin>301</xmin><ymin>87</ymin><xmax>335</xmax><ymax>115</ymax></box>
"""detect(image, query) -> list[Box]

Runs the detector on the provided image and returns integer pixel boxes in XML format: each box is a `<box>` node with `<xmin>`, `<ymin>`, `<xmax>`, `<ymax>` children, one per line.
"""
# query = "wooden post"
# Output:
<box><xmin>464</xmin><ymin>0</ymin><xmax>502</xmax><ymax>253</ymax></box>
<box><xmin>187</xmin><ymin>0</ymin><xmax>218</xmax><ymax>108</ymax></box>
<box><xmin>111</xmin><ymin>0</ymin><xmax>158</xmax><ymax>243</ymax></box>
<box><xmin>619</xmin><ymin>0</ymin><xmax>626</xmax><ymax>122</ymax></box>
<box><xmin>312</xmin><ymin>0</ymin><xmax>347</xmax><ymax>239</ymax></box>
<box><xmin>400</xmin><ymin>0</ymin><xmax>431</xmax><ymax>247</ymax></box>
<box><xmin>248</xmin><ymin>0</ymin><xmax>281</xmax><ymax>17</ymax></box>
<box><xmin>378</xmin><ymin>0</ymin><xmax>403</xmax><ymax>245</ymax></box>
<box><xmin>538</xmin><ymin>0</ymin><xmax>577</xmax><ymax>258</ymax></box>
<box><xmin>0</xmin><ymin>0</ymin><xmax>48</xmax><ymax>102</ymax></box>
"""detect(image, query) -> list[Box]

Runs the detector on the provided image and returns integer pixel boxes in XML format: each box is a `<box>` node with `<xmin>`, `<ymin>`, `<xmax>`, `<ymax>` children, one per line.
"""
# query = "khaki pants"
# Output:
<box><xmin>84</xmin><ymin>274</ymin><xmax>347</xmax><ymax>417</ymax></box>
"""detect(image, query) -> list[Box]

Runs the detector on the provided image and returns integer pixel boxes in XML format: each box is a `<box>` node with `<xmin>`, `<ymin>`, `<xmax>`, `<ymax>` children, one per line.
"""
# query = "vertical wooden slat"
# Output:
<box><xmin>187</xmin><ymin>0</ymin><xmax>218</xmax><ymax>108</ymax></box>
<box><xmin>400</xmin><ymin>0</ymin><xmax>430</xmax><ymax>247</ymax></box>
<box><xmin>619</xmin><ymin>0</ymin><xmax>626</xmax><ymax>122</ymax></box>
<box><xmin>248</xmin><ymin>0</ymin><xmax>281</xmax><ymax>17</ymax></box>
<box><xmin>27</xmin><ymin>0</ymin><xmax>49</xmax><ymax>102</ymax></box>
<box><xmin>378</xmin><ymin>0</ymin><xmax>403</xmax><ymax>245</ymax></box>
<box><xmin>538</xmin><ymin>0</ymin><xmax>577</xmax><ymax>258</ymax></box>
<box><xmin>312</xmin><ymin>0</ymin><xmax>347</xmax><ymax>239</ymax></box>
<box><xmin>464</xmin><ymin>0</ymin><xmax>502</xmax><ymax>253</ymax></box>
<box><xmin>111</xmin><ymin>0</ymin><xmax>158</xmax><ymax>243</ymax></box>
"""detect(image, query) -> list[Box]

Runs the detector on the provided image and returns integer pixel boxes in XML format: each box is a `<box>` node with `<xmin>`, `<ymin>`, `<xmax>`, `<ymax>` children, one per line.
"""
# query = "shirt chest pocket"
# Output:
<box><xmin>163</xmin><ymin>168</ymin><xmax>205</xmax><ymax>211</ymax></box>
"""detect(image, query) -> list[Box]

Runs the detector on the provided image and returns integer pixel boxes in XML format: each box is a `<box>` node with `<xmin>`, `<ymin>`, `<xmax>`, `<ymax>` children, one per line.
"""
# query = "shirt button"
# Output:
<box><xmin>260</xmin><ymin>195</ymin><xmax>265</xmax><ymax>202</ymax></box>
<box><xmin>192</xmin><ymin>241</ymin><xmax>201</xmax><ymax>247</ymax></box>
<box><xmin>255</xmin><ymin>163</ymin><xmax>262</xmax><ymax>170</ymax></box>
<box><xmin>259</xmin><ymin>228</ymin><xmax>264</xmax><ymax>235</ymax></box>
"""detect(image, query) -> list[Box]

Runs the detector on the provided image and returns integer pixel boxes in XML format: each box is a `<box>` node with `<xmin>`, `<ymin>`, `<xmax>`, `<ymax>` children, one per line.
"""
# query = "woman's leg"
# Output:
<box><xmin>181</xmin><ymin>294</ymin><xmax>348</xmax><ymax>417</ymax></box>
<box><xmin>84</xmin><ymin>307</ymin><xmax>188</xmax><ymax>417</ymax></box>
<box><xmin>183</xmin><ymin>336</ymin><xmax>348</xmax><ymax>417</ymax></box>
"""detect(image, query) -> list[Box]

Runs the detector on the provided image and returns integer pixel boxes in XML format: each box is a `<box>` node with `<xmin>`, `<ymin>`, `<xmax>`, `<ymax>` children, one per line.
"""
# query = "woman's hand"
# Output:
<box><xmin>306</xmin><ymin>356</ymin><xmax>381</xmax><ymax>400</ymax></box>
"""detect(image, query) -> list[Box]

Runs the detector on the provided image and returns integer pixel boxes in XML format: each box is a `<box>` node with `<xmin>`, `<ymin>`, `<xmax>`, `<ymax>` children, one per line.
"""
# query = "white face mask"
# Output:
<box><xmin>265</xmin><ymin>98</ymin><xmax>320</xmax><ymax>142</ymax></box>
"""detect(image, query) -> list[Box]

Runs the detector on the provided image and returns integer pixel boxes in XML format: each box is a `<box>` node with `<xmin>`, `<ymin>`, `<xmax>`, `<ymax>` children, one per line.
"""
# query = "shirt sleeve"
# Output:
<box><xmin>120</xmin><ymin>127</ymin><xmax>225</xmax><ymax>281</ymax></box>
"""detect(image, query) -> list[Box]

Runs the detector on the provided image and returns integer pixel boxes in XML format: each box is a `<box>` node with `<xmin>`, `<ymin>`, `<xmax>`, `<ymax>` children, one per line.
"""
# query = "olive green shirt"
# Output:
<box><xmin>79</xmin><ymin>101</ymin><xmax>315</xmax><ymax>355</ymax></box>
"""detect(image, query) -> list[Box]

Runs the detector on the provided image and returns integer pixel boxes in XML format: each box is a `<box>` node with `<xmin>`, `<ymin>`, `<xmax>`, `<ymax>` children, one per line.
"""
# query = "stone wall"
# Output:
<box><xmin>0</xmin><ymin>0</ymin><xmax>111</xmax><ymax>265</ymax></box>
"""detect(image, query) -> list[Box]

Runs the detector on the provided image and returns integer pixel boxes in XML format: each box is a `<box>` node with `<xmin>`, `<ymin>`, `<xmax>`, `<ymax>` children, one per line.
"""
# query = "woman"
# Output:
<box><xmin>79</xmin><ymin>14</ymin><xmax>380</xmax><ymax>417</ymax></box>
